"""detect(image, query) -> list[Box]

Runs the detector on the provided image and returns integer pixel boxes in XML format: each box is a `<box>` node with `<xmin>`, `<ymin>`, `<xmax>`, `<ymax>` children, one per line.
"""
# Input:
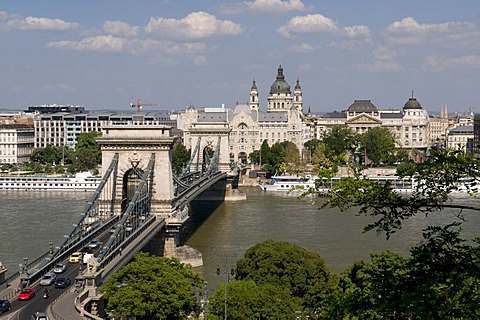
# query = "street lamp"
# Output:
<box><xmin>216</xmin><ymin>265</ymin><xmax>235</xmax><ymax>320</ymax></box>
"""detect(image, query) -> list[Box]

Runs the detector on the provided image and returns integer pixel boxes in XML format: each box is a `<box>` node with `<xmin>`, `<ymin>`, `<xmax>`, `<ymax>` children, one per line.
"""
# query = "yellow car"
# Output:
<box><xmin>68</xmin><ymin>252</ymin><xmax>82</xmax><ymax>263</ymax></box>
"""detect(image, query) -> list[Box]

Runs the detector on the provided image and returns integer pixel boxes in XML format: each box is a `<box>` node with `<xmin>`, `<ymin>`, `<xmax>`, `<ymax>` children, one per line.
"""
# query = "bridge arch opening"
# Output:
<box><xmin>121</xmin><ymin>167</ymin><xmax>145</xmax><ymax>212</ymax></box>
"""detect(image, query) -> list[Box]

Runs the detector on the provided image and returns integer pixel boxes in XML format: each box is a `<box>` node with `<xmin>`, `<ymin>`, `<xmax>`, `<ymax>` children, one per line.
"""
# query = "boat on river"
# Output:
<box><xmin>0</xmin><ymin>172</ymin><xmax>101</xmax><ymax>191</ymax></box>
<box><xmin>260</xmin><ymin>175</ymin><xmax>317</xmax><ymax>192</ymax></box>
<box><xmin>260</xmin><ymin>175</ymin><xmax>416</xmax><ymax>193</ymax></box>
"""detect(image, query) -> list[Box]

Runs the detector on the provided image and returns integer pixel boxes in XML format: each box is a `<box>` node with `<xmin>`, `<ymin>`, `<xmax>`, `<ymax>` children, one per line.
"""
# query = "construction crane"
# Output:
<box><xmin>130</xmin><ymin>98</ymin><xmax>159</xmax><ymax>113</ymax></box>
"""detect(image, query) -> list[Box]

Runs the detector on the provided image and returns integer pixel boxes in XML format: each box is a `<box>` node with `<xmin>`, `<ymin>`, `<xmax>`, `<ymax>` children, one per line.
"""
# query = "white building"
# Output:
<box><xmin>178</xmin><ymin>65</ymin><xmax>305</xmax><ymax>163</ymax></box>
<box><xmin>313</xmin><ymin>97</ymin><xmax>430</xmax><ymax>151</ymax></box>
<box><xmin>446</xmin><ymin>125</ymin><xmax>473</xmax><ymax>151</ymax></box>
<box><xmin>0</xmin><ymin>124</ymin><xmax>34</xmax><ymax>164</ymax></box>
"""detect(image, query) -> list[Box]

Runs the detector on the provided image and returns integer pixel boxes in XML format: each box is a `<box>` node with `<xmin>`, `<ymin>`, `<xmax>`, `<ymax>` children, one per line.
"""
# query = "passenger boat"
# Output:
<box><xmin>260</xmin><ymin>175</ymin><xmax>416</xmax><ymax>193</ymax></box>
<box><xmin>260</xmin><ymin>175</ymin><xmax>317</xmax><ymax>192</ymax></box>
<box><xmin>0</xmin><ymin>172</ymin><xmax>101</xmax><ymax>191</ymax></box>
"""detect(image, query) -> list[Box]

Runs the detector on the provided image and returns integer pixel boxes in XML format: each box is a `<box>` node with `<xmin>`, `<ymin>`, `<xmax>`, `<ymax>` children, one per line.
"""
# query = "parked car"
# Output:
<box><xmin>68</xmin><ymin>252</ymin><xmax>82</xmax><ymax>263</ymax></box>
<box><xmin>54</xmin><ymin>277</ymin><xmax>71</xmax><ymax>289</ymax></box>
<box><xmin>40</xmin><ymin>272</ymin><xmax>56</xmax><ymax>286</ymax></box>
<box><xmin>0</xmin><ymin>299</ymin><xmax>11</xmax><ymax>314</ymax></box>
<box><xmin>18</xmin><ymin>287</ymin><xmax>36</xmax><ymax>300</ymax></box>
<box><xmin>53</xmin><ymin>262</ymin><xmax>67</xmax><ymax>274</ymax></box>
<box><xmin>88</xmin><ymin>240</ymin><xmax>102</xmax><ymax>249</ymax></box>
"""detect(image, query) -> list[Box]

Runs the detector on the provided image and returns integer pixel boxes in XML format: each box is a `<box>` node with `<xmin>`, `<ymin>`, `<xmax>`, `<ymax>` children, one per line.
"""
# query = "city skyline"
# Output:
<box><xmin>1</xmin><ymin>0</ymin><xmax>479</xmax><ymax>114</ymax></box>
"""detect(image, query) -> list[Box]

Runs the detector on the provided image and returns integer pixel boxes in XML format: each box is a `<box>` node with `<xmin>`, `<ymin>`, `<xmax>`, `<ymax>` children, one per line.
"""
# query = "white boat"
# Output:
<box><xmin>260</xmin><ymin>175</ymin><xmax>317</xmax><ymax>192</ymax></box>
<box><xmin>260</xmin><ymin>175</ymin><xmax>416</xmax><ymax>193</ymax></box>
<box><xmin>0</xmin><ymin>172</ymin><xmax>101</xmax><ymax>191</ymax></box>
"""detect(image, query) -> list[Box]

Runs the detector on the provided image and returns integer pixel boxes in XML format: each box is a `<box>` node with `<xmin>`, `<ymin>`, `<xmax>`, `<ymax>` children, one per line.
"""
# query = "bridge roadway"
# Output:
<box><xmin>0</xmin><ymin>171</ymin><xmax>231</xmax><ymax>319</ymax></box>
<box><xmin>0</xmin><ymin>217</ymin><xmax>166</xmax><ymax>320</ymax></box>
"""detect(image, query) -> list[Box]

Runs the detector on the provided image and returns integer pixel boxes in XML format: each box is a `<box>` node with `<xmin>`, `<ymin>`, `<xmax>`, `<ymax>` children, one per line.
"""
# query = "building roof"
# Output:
<box><xmin>403</xmin><ymin>98</ymin><xmax>422</xmax><ymax>110</ymax></box>
<box><xmin>197</xmin><ymin>112</ymin><xmax>228</xmax><ymax>122</ymax></box>
<box><xmin>322</xmin><ymin>111</ymin><xmax>347</xmax><ymax>119</ymax></box>
<box><xmin>347</xmin><ymin>100</ymin><xmax>378</xmax><ymax>113</ymax></box>
<box><xmin>0</xmin><ymin>123</ymin><xmax>33</xmax><ymax>130</ymax></box>
<box><xmin>449</xmin><ymin>125</ymin><xmax>473</xmax><ymax>133</ymax></box>
<box><xmin>269</xmin><ymin>65</ymin><xmax>291</xmax><ymax>95</ymax></box>
<box><xmin>258</xmin><ymin>112</ymin><xmax>288</xmax><ymax>122</ymax></box>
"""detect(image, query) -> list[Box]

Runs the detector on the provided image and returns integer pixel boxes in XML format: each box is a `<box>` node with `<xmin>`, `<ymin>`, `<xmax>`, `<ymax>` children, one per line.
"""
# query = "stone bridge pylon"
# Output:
<box><xmin>96</xmin><ymin>125</ymin><xmax>176</xmax><ymax>217</ymax></box>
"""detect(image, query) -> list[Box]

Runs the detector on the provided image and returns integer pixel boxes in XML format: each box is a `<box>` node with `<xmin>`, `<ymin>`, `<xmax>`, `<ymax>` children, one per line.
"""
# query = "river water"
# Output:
<box><xmin>1</xmin><ymin>187</ymin><xmax>480</xmax><ymax>290</ymax></box>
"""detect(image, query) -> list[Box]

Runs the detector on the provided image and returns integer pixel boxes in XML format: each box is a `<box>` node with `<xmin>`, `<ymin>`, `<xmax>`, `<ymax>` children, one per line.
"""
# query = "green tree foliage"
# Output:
<box><xmin>235</xmin><ymin>240</ymin><xmax>338</xmax><ymax>316</ymax></box>
<box><xmin>100</xmin><ymin>253</ymin><xmax>203</xmax><ymax>320</ymax></box>
<box><xmin>321</xmin><ymin>125</ymin><xmax>358</xmax><ymax>163</ymax></box>
<box><xmin>30</xmin><ymin>145</ymin><xmax>62</xmax><ymax>165</ymax></box>
<box><xmin>304</xmin><ymin>139</ymin><xmax>322</xmax><ymax>164</ymax></box>
<box><xmin>208</xmin><ymin>280</ymin><xmax>302</xmax><ymax>320</ymax></box>
<box><xmin>361</xmin><ymin>127</ymin><xmax>396</xmax><ymax>166</ymax></box>
<box><xmin>321</xmin><ymin>148</ymin><xmax>480</xmax><ymax>239</ymax></box>
<box><xmin>172</xmin><ymin>143</ymin><xmax>191</xmax><ymax>175</ymax></box>
<box><xmin>330</xmin><ymin>226</ymin><xmax>480</xmax><ymax>319</ymax></box>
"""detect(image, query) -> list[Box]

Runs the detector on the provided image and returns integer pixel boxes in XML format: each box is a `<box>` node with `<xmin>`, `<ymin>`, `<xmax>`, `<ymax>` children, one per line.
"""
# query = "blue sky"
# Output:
<box><xmin>1</xmin><ymin>0</ymin><xmax>479</xmax><ymax>114</ymax></box>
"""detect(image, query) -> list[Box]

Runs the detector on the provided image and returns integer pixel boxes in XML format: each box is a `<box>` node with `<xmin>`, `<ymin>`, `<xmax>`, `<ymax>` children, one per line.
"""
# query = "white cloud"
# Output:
<box><xmin>218</xmin><ymin>0</ymin><xmax>309</xmax><ymax>14</ymax></box>
<box><xmin>384</xmin><ymin>17</ymin><xmax>477</xmax><ymax>45</ymax></box>
<box><xmin>46</xmin><ymin>35</ymin><xmax>128</xmax><ymax>52</ymax></box>
<box><xmin>0</xmin><ymin>11</ymin><xmax>8</xmax><ymax>20</ymax></box>
<box><xmin>47</xmin><ymin>35</ymin><xmax>207</xmax><ymax>57</ymax></box>
<box><xmin>246</xmin><ymin>0</ymin><xmax>307</xmax><ymax>13</ymax></box>
<box><xmin>277</xmin><ymin>14</ymin><xmax>338</xmax><ymax>38</ymax></box>
<box><xmin>6</xmin><ymin>16</ymin><xmax>79</xmax><ymax>31</ymax></box>
<box><xmin>422</xmin><ymin>55</ymin><xmax>480</xmax><ymax>71</ymax></box>
<box><xmin>145</xmin><ymin>11</ymin><xmax>244</xmax><ymax>40</ymax></box>
<box><xmin>288</xmin><ymin>43</ymin><xmax>314</xmax><ymax>53</ymax></box>
<box><xmin>103</xmin><ymin>20</ymin><xmax>139</xmax><ymax>38</ymax></box>
<box><xmin>357</xmin><ymin>45</ymin><xmax>403</xmax><ymax>72</ymax></box>
<box><xmin>343</xmin><ymin>25</ymin><xmax>371</xmax><ymax>38</ymax></box>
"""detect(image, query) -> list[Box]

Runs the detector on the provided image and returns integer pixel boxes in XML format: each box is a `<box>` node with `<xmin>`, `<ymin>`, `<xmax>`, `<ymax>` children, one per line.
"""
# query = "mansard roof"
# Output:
<box><xmin>258</xmin><ymin>112</ymin><xmax>288</xmax><ymax>122</ymax></box>
<box><xmin>404</xmin><ymin>98</ymin><xmax>422</xmax><ymax>110</ymax></box>
<box><xmin>197</xmin><ymin>112</ymin><xmax>228</xmax><ymax>122</ymax></box>
<box><xmin>322</xmin><ymin>111</ymin><xmax>347</xmax><ymax>119</ymax></box>
<box><xmin>347</xmin><ymin>100</ymin><xmax>378</xmax><ymax>113</ymax></box>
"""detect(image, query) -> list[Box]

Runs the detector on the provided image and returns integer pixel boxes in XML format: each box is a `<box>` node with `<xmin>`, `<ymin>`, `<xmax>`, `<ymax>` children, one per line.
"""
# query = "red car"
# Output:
<box><xmin>17</xmin><ymin>287</ymin><xmax>35</xmax><ymax>301</ymax></box>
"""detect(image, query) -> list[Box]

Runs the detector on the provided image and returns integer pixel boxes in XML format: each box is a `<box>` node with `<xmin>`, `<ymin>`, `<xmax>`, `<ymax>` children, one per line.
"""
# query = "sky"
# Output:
<box><xmin>1</xmin><ymin>0</ymin><xmax>480</xmax><ymax>115</ymax></box>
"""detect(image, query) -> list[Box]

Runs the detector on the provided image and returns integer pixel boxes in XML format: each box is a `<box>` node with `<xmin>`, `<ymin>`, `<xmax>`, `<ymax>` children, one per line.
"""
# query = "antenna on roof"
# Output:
<box><xmin>411</xmin><ymin>90</ymin><xmax>414</xmax><ymax>99</ymax></box>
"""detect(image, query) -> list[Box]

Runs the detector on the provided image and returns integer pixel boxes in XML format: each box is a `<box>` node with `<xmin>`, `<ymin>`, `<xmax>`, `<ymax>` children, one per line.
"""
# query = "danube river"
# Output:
<box><xmin>1</xmin><ymin>187</ymin><xmax>480</xmax><ymax>289</ymax></box>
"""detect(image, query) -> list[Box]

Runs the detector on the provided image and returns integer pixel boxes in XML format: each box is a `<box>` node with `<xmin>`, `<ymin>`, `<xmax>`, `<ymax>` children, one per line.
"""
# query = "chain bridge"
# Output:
<box><xmin>0</xmin><ymin>124</ymin><xmax>243</xmax><ymax>319</ymax></box>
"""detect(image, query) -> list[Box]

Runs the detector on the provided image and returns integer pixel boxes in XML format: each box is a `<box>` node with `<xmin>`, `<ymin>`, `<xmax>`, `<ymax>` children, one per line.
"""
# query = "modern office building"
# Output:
<box><xmin>34</xmin><ymin>112</ymin><xmax>178</xmax><ymax>149</ymax></box>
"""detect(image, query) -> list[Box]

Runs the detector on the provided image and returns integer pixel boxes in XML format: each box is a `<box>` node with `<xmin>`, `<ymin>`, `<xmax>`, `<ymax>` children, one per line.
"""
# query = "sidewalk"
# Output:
<box><xmin>49</xmin><ymin>290</ymin><xmax>85</xmax><ymax>320</ymax></box>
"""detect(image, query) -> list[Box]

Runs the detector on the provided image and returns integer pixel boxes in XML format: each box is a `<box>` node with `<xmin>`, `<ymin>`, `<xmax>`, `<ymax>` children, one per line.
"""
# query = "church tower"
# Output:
<box><xmin>267</xmin><ymin>65</ymin><xmax>293</xmax><ymax>112</ymax></box>
<box><xmin>249</xmin><ymin>79</ymin><xmax>259</xmax><ymax>112</ymax></box>
<box><xmin>293</xmin><ymin>78</ymin><xmax>303</xmax><ymax>113</ymax></box>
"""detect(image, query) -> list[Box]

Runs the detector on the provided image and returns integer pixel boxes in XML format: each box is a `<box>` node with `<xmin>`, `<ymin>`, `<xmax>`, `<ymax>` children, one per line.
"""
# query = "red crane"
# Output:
<box><xmin>130</xmin><ymin>98</ymin><xmax>159</xmax><ymax>113</ymax></box>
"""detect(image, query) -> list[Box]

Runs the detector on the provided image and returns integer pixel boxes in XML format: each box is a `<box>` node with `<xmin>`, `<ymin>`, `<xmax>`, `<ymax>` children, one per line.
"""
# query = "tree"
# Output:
<box><xmin>71</xmin><ymin>132</ymin><xmax>102</xmax><ymax>172</ymax></box>
<box><xmin>361</xmin><ymin>127</ymin><xmax>396</xmax><ymax>166</ymax></box>
<box><xmin>172</xmin><ymin>143</ymin><xmax>191</xmax><ymax>175</ymax></box>
<box><xmin>100</xmin><ymin>253</ymin><xmax>203</xmax><ymax>319</ymax></box>
<box><xmin>321</xmin><ymin>125</ymin><xmax>358</xmax><ymax>163</ymax></box>
<box><xmin>30</xmin><ymin>145</ymin><xmax>62</xmax><ymax>165</ymax></box>
<box><xmin>321</xmin><ymin>147</ymin><xmax>480</xmax><ymax>238</ymax></box>
<box><xmin>208</xmin><ymin>280</ymin><xmax>302</xmax><ymax>320</ymax></box>
<box><xmin>304</xmin><ymin>139</ymin><xmax>322</xmax><ymax>164</ymax></box>
<box><xmin>236</xmin><ymin>240</ymin><xmax>338</xmax><ymax>316</ymax></box>
<box><xmin>329</xmin><ymin>226</ymin><xmax>480</xmax><ymax>319</ymax></box>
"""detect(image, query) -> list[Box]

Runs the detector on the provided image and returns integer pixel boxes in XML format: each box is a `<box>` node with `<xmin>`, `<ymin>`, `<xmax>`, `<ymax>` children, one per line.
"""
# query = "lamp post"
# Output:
<box><xmin>216</xmin><ymin>264</ymin><xmax>235</xmax><ymax>320</ymax></box>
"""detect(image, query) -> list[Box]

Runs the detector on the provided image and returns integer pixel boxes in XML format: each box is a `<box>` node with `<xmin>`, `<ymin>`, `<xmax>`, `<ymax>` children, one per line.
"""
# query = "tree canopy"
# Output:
<box><xmin>235</xmin><ymin>239</ymin><xmax>338</xmax><ymax>316</ymax></box>
<box><xmin>172</xmin><ymin>143</ymin><xmax>191</xmax><ymax>175</ymax></box>
<box><xmin>100</xmin><ymin>253</ymin><xmax>203</xmax><ymax>320</ymax></box>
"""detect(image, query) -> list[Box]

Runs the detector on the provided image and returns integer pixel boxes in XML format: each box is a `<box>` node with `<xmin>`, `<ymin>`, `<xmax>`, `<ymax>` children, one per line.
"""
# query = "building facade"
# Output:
<box><xmin>34</xmin><ymin>112</ymin><xmax>177</xmax><ymax>149</ymax></box>
<box><xmin>178</xmin><ymin>65</ymin><xmax>304</xmax><ymax>163</ymax></box>
<box><xmin>0</xmin><ymin>124</ymin><xmax>34</xmax><ymax>164</ymax></box>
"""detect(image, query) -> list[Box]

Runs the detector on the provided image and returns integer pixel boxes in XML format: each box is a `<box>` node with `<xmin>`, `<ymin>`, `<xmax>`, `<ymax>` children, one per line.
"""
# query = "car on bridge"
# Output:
<box><xmin>0</xmin><ymin>299</ymin><xmax>11</xmax><ymax>314</ymax></box>
<box><xmin>88</xmin><ymin>239</ymin><xmax>102</xmax><ymax>249</ymax></box>
<box><xmin>53</xmin><ymin>262</ymin><xmax>67</xmax><ymax>274</ymax></box>
<box><xmin>68</xmin><ymin>251</ymin><xmax>82</xmax><ymax>263</ymax></box>
<box><xmin>31</xmin><ymin>311</ymin><xmax>49</xmax><ymax>320</ymax></box>
<box><xmin>17</xmin><ymin>287</ymin><xmax>35</xmax><ymax>300</ymax></box>
<box><xmin>54</xmin><ymin>277</ymin><xmax>71</xmax><ymax>289</ymax></box>
<box><xmin>40</xmin><ymin>272</ymin><xmax>56</xmax><ymax>286</ymax></box>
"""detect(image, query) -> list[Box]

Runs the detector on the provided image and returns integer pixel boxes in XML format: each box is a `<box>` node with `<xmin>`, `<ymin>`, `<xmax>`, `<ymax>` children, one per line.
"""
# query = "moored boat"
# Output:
<box><xmin>0</xmin><ymin>172</ymin><xmax>101</xmax><ymax>191</ymax></box>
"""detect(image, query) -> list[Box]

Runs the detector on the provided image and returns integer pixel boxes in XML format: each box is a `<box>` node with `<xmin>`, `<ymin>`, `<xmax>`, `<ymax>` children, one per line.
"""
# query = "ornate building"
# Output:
<box><xmin>178</xmin><ymin>65</ymin><xmax>304</xmax><ymax>163</ymax></box>
<box><xmin>313</xmin><ymin>97</ymin><xmax>430</xmax><ymax>151</ymax></box>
